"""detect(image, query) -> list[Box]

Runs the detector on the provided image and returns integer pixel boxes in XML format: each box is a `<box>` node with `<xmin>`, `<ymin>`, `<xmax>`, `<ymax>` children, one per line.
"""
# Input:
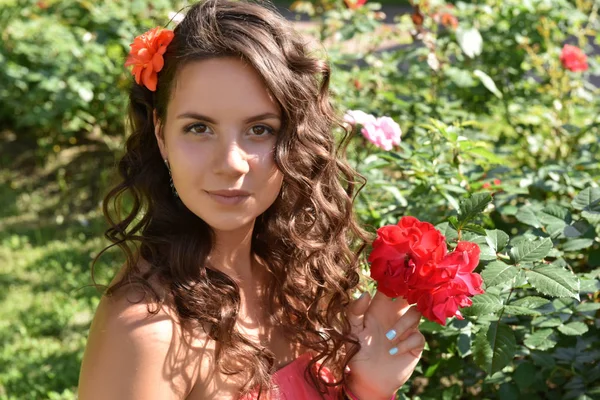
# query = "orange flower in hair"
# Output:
<box><xmin>125</xmin><ymin>27</ymin><xmax>175</xmax><ymax>91</ymax></box>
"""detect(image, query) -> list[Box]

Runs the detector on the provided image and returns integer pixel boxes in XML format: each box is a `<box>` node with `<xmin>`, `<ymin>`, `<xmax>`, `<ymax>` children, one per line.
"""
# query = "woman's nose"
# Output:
<box><xmin>213</xmin><ymin>140</ymin><xmax>250</xmax><ymax>176</ymax></box>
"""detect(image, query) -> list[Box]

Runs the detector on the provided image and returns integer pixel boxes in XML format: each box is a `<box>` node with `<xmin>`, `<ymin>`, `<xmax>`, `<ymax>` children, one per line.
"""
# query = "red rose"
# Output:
<box><xmin>437</xmin><ymin>241</ymin><xmax>484</xmax><ymax>296</ymax></box>
<box><xmin>414</xmin><ymin>280</ymin><xmax>474</xmax><ymax>325</ymax></box>
<box><xmin>369</xmin><ymin>217</ymin><xmax>484</xmax><ymax>325</ymax></box>
<box><xmin>560</xmin><ymin>44</ymin><xmax>588</xmax><ymax>72</ymax></box>
<box><xmin>369</xmin><ymin>216</ymin><xmax>447</xmax><ymax>297</ymax></box>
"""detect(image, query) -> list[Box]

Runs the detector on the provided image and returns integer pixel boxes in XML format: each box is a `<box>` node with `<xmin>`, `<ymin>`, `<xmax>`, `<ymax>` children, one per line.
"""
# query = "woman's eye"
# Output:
<box><xmin>184</xmin><ymin>123</ymin><xmax>212</xmax><ymax>135</ymax></box>
<box><xmin>249</xmin><ymin>125</ymin><xmax>275</xmax><ymax>137</ymax></box>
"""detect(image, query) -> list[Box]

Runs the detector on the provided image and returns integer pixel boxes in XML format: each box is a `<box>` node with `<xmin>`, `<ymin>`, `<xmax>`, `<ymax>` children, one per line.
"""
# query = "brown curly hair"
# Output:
<box><xmin>92</xmin><ymin>0</ymin><xmax>370</xmax><ymax>397</ymax></box>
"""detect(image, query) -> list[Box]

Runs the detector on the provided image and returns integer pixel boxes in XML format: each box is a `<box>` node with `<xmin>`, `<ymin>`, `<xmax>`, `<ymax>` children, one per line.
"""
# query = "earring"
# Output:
<box><xmin>163</xmin><ymin>159</ymin><xmax>179</xmax><ymax>198</ymax></box>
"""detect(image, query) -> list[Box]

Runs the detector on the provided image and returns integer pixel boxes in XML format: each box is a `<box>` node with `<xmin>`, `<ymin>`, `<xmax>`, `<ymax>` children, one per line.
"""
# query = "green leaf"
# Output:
<box><xmin>538</xmin><ymin>205</ymin><xmax>571</xmax><ymax>225</ymax></box>
<box><xmin>457</xmin><ymin>333</ymin><xmax>472</xmax><ymax>358</ymax></box>
<box><xmin>463</xmin><ymin>223</ymin><xmax>487</xmax><ymax>236</ymax></box>
<box><xmin>478</xmin><ymin>244</ymin><xmax>497</xmax><ymax>261</ymax></box>
<box><xmin>573</xmin><ymin>187</ymin><xmax>600</xmax><ymax>225</ymax></box>
<box><xmin>513</xmin><ymin>362</ymin><xmax>537</xmax><ymax>390</ymax></box>
<box><xmin>448</xmin><ymin>216</ymin><xmax>460</xmax><ymax>230</ymax></box>
<box><xmin>571</xmin><ymin>187</ymin><xmax>600</xmax><ymax>211</ymax></box>
<box><xmin>468</xmin><ymin>147</ymin><xmax>505</xmax><ymax>164</ymax></box>
<box><xmin>458</xmin><ymin>192</ymin><xmax>493</xmax><ymax>224</ymax></box>
<box><xmin>462</xmin><ymin>293</ymin><xmax>503</xmax><ymax>316</ymax></box>
<box><xmin>515</xmin><ymin>207</ymin><xmax>542</xmax><ymax>228</ymax></box>
<box><xmin>525</xmin><ymin>264</ymin><xmax>580</xmax><ymax>300</ymax></box>
<box><xmin>485</xmin><ymin>229</ymin><xmax>509</xmax><ymax>253</ymax></box>
<box><xmin>524</xmin><ymin>329</ymin><xmax>556</xmax><ymax>350</ymax></box>
<box><xmin>473</xmin><ymin>69</ymin><xmax>503</xmax><ymax>98</ymax></box>
<box><xmin>503</xmin><ymin>305</ymin><xmax>541</xmax><ymax>316</ymax></box>
<box><xmin>510</xmin><ymin>238</ymin><xmax>553</xmax><ymax>263</ymax></box>
<box><xmin>532</xmin><ymin>317</ymin><xmax>563</xmax><ymax>328</ymax></box>
<box><xmin>562</xmin><ymin>238</ymin><xmax>595</xmax><ymax>252</ymax></box>
<box><xmin>511</xmin><ymin>296</ymin><xmax>550</xmax><ymax>309</ymax></box>
<box><xmin>474</xmin><ymin>322</ymin><xmax>516</xmax><ymax>374</ymax></box>
<box><xmin>436</xmin><ymin>222</ymin><xmax>459</xmax><ymax>242</ymax></box>
<box><xmin>576</xmin><ymin>302</ymin><xmax>600</xmax><ymax>312</ymax></box>
<box><xmin>557</xmin><ymin>321</ymin><xmax>589</xmax><ymax>336</ymax></box>
<box><xmin>481</xmin><ymin>261</ymin><xmax>518</xmax><ymax>287</ymax></box>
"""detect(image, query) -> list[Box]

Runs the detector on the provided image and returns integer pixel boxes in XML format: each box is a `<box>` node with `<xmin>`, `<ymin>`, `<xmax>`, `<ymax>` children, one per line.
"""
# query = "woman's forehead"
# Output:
<box><xmin>168</xmin><ymin>57</ymin><xmax>280</xmax><ymax>119</ymax></box>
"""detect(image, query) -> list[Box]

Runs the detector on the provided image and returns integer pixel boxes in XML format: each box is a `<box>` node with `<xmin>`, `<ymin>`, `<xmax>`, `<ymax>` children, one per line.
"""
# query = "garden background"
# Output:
<box><xmin>0</xmin><ymin>0</ymin><xmax>599</xmax><ymax>399</ymax></box>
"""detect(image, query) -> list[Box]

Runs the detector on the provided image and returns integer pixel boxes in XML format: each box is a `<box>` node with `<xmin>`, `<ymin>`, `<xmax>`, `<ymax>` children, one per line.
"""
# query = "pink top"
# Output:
<box><xmin>241</xmin><ymin>353</ymin><xmax>340</xmax><ymax>400</ymax></box>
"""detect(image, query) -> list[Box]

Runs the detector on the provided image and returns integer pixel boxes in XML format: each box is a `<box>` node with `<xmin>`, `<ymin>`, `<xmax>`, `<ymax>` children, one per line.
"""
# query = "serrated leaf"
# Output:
<box><xmin>503</xmin><ymin>305</ymin><xmax>541</xmax><ymax>316</ymax></box>
<box><xmin>510</xmin><ymin>238</ymin><xmax>553</xmax><ymax>263</ymax></box>
<box><xmin>571</xmin><ymin>187</ymin><xmax>600</xmax><ymax>211</ymax></box>
<box><xmin>525</xmin><ymin>264</ymin><xmax>580</xmax><ymax>300</ymax></box>
<box><xmin>485</xmin><ymin>229</ymin><xmax>509</xmax><ymax>253</ymax></box>
<box><xmin>462</xmin><ymin>293</ymin><xmax>503</xmax><ymax>316</ymax></box>
<box><xmin>516</xmin><ymin>207</ymin><xmax>542</xmax><ymax>228</ymax></box>
<box><xmin>479</xmin><ymin>244</ymin><xmax>497</xmax><ymax>261</ymax></box>
<box><xmin>458</xmin><ymin>192</ymin><xmax>492</xmax><ymax>224</ymax></box>
<box><xmin>474</xmin><ymin>322</ymin><xmax>516</xmax><ymax>374</ymax></box>
<box><xmin>538</xmin><ymin>205</ymin><xmax>571</xmax><ymax>225</ymax></box>
<box><xmin>481</xmin><ymin>261</ymin><xmax>518</xmax><ymax>287</ymax></box>
<box><xmin>557</xmin><ymin>321</ymin><xmax>588</xmax><ymax>336</ymax></box>
<box><xmin>562</xmin><ymin>238</ymin><xmax>595</xmax><ymax>252</ymax></box>
<box><xmin>524</xmin><ymin>329</ymin><xmax>556</xmax><ymax>350</ymax></box>
<box><xmin>511</xmin><ymin>296</ymin><xmax>550</xmax><ymax>309</ymax></box>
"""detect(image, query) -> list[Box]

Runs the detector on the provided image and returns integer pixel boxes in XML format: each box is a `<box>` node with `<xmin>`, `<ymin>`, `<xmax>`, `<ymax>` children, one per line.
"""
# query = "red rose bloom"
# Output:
<box><xmin>560</xmin><ymin>44</ymin><xmax>588</xmax><ymax>72</ymax></box>
<box><xmin>369</xmin><ymin>216</ymin><xmax>484</xmax><ymax>325</ymax></box>
<box><xmin>369</xmin><ymin>217</ymin><xmax>447</xmax><ymax>298</ymax></box>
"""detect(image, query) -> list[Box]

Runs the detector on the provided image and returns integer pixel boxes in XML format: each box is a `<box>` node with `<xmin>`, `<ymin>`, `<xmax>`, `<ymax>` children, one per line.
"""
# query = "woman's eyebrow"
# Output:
<box><xmin>176</xmin><ymin>112</ymin><xmax>281</xmax><ymax>124</ymax></box>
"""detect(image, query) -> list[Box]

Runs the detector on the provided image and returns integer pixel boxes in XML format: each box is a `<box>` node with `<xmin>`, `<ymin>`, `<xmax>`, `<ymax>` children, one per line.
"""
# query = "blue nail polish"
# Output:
<box><xmin>386</xmin><ymin>329</ymin><xmax>397</xmax><ymax>341</ymax></box>
<box><xmin>389</xmin><ymin>347</ymin><xmax>398</xmax><ymax>356</ymax></box>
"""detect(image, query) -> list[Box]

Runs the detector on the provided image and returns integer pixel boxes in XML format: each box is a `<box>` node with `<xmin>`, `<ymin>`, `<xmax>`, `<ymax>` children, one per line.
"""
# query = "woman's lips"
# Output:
<box><xmin>205</xmin><ymin>190</ymin><xmax>251</xmax><ymax>205</ymax></box>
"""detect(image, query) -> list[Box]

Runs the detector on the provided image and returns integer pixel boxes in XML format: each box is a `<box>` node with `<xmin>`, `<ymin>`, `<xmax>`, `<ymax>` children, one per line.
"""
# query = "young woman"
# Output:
<box><xmin>78</xmin><ymin>1</ymin><xmax>424</xmax><ymax>399</ymax></box>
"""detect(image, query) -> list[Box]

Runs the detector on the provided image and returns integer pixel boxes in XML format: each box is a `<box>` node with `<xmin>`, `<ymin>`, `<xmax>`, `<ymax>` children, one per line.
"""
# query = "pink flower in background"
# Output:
<box><xmin>560</xmin><ymin>44</ymin><xmax>588</xmax><ymax>72</ymax></box>
<box><xmin>344</xmin><ymin>110</ymin><xmax>376</xmax><ymax>126</ymax></box>
<box><xmin>344</xmin><ymin>110</ymin><xmax>402</xmax><ymax>151</ymax></box>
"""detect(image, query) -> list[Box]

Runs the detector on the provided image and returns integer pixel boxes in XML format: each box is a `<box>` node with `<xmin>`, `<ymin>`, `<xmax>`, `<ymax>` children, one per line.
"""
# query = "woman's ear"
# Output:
<box><xmin>153</xmin><ymin>109</ymin><xmax>167</xmax><ymax>160</ymax></box>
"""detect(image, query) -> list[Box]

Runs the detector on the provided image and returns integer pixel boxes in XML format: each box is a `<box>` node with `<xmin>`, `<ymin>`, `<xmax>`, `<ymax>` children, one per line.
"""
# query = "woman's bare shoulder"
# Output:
<box><xmin>78</xmin><ymin>258</ymin><xmax>208</xmax><ymax>399</ymax></box>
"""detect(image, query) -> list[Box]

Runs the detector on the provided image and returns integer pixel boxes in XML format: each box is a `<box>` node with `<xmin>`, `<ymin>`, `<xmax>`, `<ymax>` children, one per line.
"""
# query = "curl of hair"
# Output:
<box><xmin>92</xmin><ymin>0</ymin><xmax>371</xmax><ymax>397</ymax></box>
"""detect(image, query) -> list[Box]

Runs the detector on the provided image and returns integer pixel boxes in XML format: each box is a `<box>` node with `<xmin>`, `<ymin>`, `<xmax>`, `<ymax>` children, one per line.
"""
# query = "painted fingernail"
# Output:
<box><xmin>389</xmin><ymin>347</ymin><xmax>398</xmax><ymax>356</ymax></box>
<box><xmin>385</xmin><ymin>329</ymin><xmax>397</xmax><ymax>341</ymax></box>
<box><xmin>359</xmin><ymin>292</ymin><xmax>367</xmax><ymax>299</ymax></box>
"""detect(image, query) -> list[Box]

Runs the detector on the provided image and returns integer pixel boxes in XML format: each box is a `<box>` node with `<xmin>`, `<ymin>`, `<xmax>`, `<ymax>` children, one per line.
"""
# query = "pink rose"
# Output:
<box><xmin>344</xmin><ymin>110</ymin><xmax>402</xmax><ymax>151</ymax></box>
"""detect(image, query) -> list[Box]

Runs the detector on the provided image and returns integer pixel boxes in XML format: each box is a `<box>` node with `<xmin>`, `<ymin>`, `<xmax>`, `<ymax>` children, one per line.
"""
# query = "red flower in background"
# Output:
<box><xmin>368</xmin><ymin>216</ymin><xmax>484</xmax><ymax>325</ymax></box>
<box><xmin>560</xmin><ymin>44</ymin><xmax>588</xmax><ymax>72</ymax></box>
<box><xmin>440</xmin><ymin>12</ymin><xmax>459</xmax><ymax>29</ymax></box>
<box><xmin>344</xmin><ymin>0</ymin><xmax>367</xmax><ymax>10</ymax></box>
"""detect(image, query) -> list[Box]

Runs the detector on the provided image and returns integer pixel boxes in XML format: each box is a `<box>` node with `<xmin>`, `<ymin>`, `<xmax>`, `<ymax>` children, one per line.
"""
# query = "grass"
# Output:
<box><xmin>0</xmin><ymin>137</ymin><xmax>120</xmax><ymax>400</ymax></box>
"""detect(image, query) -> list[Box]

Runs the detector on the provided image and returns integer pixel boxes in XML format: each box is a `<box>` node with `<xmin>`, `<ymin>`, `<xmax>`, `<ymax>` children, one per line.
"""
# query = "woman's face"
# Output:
<box><xmin>155</xmin><ymin>57</ymin><xmax>284</xmax><ymax>233</ymax></box>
